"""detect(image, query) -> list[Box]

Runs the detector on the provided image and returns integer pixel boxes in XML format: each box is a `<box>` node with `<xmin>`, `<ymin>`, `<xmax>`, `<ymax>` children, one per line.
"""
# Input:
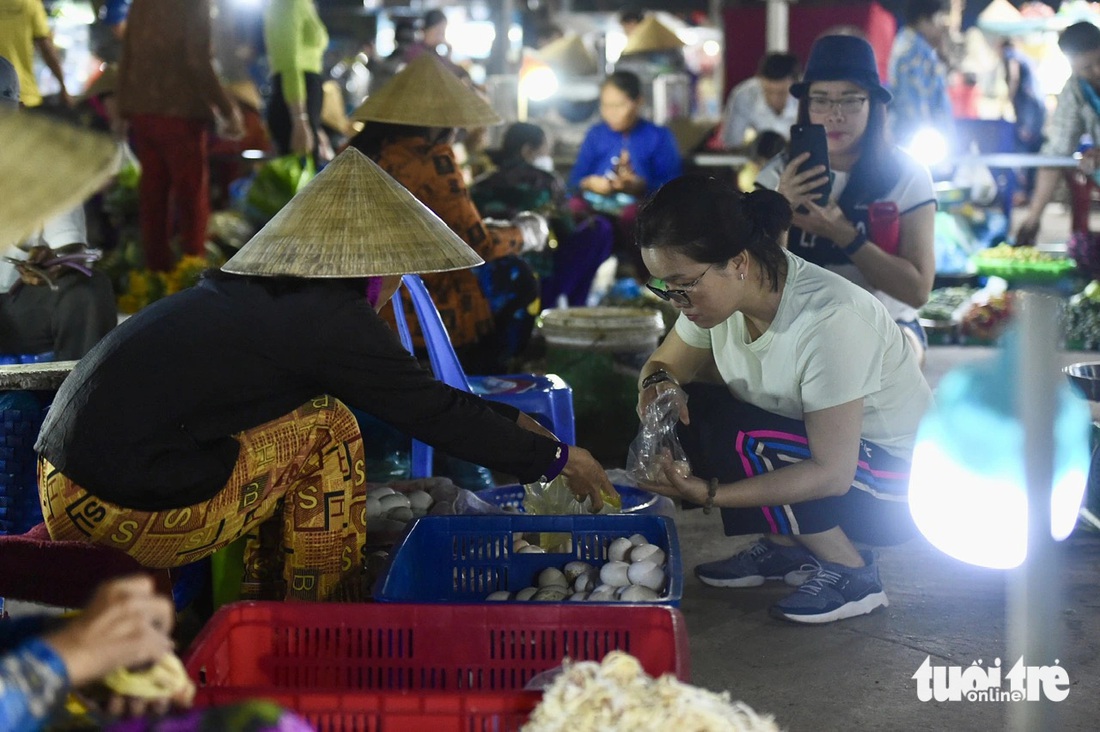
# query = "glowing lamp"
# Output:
<box><xmin>904</xmin><ymin>127</ymin><xmax>949</xmax><ymax>168</ymax></box>
<box><xmin>908</xmin><ymin>330</ymin><xmax>1090</xmax><ymax>569</ymax></box>
<box><xmin>517</xmin><ymin>54</ymin><xmax>558</xmax><ymax>121</ymax></box>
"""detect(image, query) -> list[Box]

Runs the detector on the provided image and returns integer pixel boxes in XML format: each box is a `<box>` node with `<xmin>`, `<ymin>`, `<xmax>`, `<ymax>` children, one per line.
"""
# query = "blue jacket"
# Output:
<box><xmin>0</xmin><ymin>616</ymin><xmax>70</xmax><ymax>732</ymax></box>
<box><xmin>568</xmin><ymin>119</ymin><xmax>682</xmax><ymax>194</ymax></box>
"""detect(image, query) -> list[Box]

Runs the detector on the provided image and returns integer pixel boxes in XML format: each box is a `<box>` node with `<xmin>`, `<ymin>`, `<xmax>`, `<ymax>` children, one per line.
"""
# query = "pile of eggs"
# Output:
<box><xmin>486</xmin><ymin>533</ymin><xmax>668</xmax><ymax>602</ymax></box>
<box><xmin>364</xmin><ymin>477</ymin><xmax>458</xmax><ymax>535</ymax></box>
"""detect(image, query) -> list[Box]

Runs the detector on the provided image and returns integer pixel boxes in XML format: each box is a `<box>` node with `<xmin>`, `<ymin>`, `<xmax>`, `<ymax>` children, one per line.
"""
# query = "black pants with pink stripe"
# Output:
<box><xmin>676</xmin><ymin>383</ymin><xmax>917</xmax><ymax>546</ymax></box>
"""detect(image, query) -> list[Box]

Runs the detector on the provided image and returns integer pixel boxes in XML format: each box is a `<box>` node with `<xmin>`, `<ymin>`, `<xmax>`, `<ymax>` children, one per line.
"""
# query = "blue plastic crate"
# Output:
<box><xmin>375</xmin><ymin>514</ymin><xmax>682</xmax><ymax>605</ymax></box>
<box><xmin>475</xmin><ymin>483</ymin><xmax>669</xmax><ymax>515</ymax></box>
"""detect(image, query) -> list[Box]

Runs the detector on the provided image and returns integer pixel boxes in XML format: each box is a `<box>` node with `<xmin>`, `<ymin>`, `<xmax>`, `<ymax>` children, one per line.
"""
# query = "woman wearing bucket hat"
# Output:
<box><xmin>349</xmin><ymin>54</ymin><xmax>546</xmax><ymax>374</ymax></box>
<box><xmin>755</xmin><ymin>34</ymin><xmax>936</xmax><ymax>363</ymax></box>
<box><xmin>35</xmin><ymin>148</ymin><xmax>615</xmax><ymax>603</ymax></box>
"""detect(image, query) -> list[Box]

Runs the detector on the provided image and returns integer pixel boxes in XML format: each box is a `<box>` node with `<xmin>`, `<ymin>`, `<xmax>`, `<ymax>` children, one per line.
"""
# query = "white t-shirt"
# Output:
<box><xmin>0</xmin><ymin>206</ymin><xmax>87</xmax><ymax>293</ymax></box>
<box><xmin>720</xmin><ymin>77</ymin><xmax>799</xmax><ymax>149</ymax></box>
<box><xmin>674</xmin><ymin>251</ymin><xmax>932</xmax><ymax>458</ymax></box>
<box><xmin>755</xmin><ymin>148</ymin><xmax>935</xmax><ymax>322</ymax></box>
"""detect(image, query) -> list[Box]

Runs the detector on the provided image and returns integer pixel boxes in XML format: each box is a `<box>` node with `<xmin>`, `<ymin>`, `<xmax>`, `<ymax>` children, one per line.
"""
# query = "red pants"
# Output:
<box><xmin>130</xmin><ymin>114</ymin><xmax>211</xmax><ymax>272</ymax></box>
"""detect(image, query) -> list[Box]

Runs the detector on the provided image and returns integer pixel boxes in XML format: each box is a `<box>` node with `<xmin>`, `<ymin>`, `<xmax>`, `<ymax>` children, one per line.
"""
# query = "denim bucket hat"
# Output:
<box><xmin>789</xmin><ymin>35</ymin><xmax>891</xmax><ymax>103</ymax></box>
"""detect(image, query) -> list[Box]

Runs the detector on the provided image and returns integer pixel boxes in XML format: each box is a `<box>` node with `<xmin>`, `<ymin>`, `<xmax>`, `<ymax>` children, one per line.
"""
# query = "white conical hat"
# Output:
<box><xmin>622</xmin><ymin>16</ymin><xmax>684</xmax><ymax>55</ymax></box>
<box><xmin>351</xmin><ymin>53</ymin><xmax>502</xmax><ymax>128</ymax></box>
<box><xmin>539</xmin><ymin>33</ymin><xmax>599</xmax><ymax>77</ymax></box>
<box><xmin>222</xmin><ymin>147</ymin><xmax>483</xmax><ymax>278</ymax></box>
<box><xmin>0</xmin><ymin>111</ymin><xmax>120</xmax><ymax>247</ymax></box>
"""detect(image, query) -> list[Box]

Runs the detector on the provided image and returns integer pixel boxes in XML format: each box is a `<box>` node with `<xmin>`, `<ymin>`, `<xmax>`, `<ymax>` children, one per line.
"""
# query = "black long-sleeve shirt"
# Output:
<box><xmin>36</xmin><ymin>273</ymin><xmax>558</xmax><ymax>510</ymax></box>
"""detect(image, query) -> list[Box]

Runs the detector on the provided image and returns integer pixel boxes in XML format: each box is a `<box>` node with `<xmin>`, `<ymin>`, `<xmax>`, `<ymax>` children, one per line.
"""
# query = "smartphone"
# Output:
<box><xmin>789</xmin><ymin>123</ymin><xmax>832</xmax><ymax>206</ymax></box>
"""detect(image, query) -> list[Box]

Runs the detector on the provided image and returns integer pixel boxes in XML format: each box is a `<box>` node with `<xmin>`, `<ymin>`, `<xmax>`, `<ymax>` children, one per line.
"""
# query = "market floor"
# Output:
<box><xmin>677</xmin><ymin>345</ymin><xmax>1100</xmax><ymax>731</ymax></box>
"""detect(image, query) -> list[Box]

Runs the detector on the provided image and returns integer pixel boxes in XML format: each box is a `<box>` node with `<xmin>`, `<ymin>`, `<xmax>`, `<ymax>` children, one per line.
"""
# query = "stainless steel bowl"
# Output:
<box><xmin>1064</xmin><ymin>362</ymin><xmax>1100</xmax><ymax>401</ymax></box>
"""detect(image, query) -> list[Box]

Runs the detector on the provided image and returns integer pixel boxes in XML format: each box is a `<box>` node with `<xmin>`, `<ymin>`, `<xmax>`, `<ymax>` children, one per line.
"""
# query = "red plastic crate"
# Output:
<box><xmin>185</xmin><ymin>601</ymin><xmax>690</xmax><ymax>730</ymax></box>
<box><xmin>195</xmin><ymin>687</ymin><xmax>539</xmax><ymax>731</ymax></box>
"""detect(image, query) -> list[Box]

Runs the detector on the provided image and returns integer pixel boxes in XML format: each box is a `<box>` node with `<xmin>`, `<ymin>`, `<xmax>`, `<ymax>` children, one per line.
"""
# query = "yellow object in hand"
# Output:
<box><xmin>102</xmin><ymin>653</ymin><xmax>195</xmax><ymax>704</ymax></box>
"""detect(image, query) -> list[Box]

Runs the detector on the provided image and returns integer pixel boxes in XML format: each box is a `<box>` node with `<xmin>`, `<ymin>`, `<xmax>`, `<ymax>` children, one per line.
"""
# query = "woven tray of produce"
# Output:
<box><xmin>972</xmin><ymin>244</ymin><xmax>1077</xmax><ymax>283</ymax></box>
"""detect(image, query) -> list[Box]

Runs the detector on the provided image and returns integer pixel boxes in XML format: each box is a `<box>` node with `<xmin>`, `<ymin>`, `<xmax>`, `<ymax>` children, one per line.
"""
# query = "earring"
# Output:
<box><xmin>739</xmin><ymin>272</ymin><xmax>745</xmax><ymax>281</ymax></box>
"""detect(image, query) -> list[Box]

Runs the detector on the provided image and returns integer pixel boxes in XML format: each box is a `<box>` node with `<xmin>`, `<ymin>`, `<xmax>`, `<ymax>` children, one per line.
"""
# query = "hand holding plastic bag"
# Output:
<box><xmin>522</xmin><ymin>474</ymin><xmax>620</xmax><ymax>515</ymax></box>
<box><xmin>627</xmin><ymin>387</ymin><xmax>692</xmax><ymax>484</ymax></box>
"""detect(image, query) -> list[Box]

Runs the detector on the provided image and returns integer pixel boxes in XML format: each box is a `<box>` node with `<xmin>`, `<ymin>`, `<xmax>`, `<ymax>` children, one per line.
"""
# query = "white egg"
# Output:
<box><xmin>379</xmin><ymin>493</ymin><xmax>411</xmax><ymax>512</ymax></box>
<box><xmin>486</xmin><ymin>591</ymin><xmax>512</xmax><ymax>601</ymax></box>
<box><xmin>568</xmin><ymin>591</ymin><xmax>589</xmax><ymax>601</ymax></box>
<box><xmin>365</xmin><ymin>495</ymin><xmax>383</xmax><ymax>519</ymax></box>
<box><xmin>515</xmin><ymin>586</ymin><xmax>539</xmax><ymax>601</ymax></box>
<box><xmin>513</xmin><ymin>538</ymin><xmax>530</xmax><ymax>552</ymax></box>
<box><xmin>588</xmin><ymin>586</ymin><xmax>618</xmax><ymax>602</ymax></box>
<box><xmin>371</xmin><ymin>486</ymin><xmax>396</xmax><ymax>497</ymax></box>
<box><xmin>573</xmin><ymin>571</ymin><xmax>597</xmax><ymax>593</ymax></box>
<box><xmin>563</xmin><ymin>561</ymin><xmax>595</xmax><ymax>583</ymax></box>
<box><xmin>407</xmin><ymin>490</ymin><xmax>433</xmax><ymax>511</ymax></box>
<box><xmin>619</xmin><ymin>585</ymin><xmax>661</xmax><ymax>602</ymax></box>
<box><xmin>532</xmin><ymin>587</ymin><xmax>569</xmax><ymax>601</ymax></box>
<box><xmin>608</xmin><ymin>537</ymin><xmax>634</xmax><ymax>563</ymax></box>
<box><xmin>518</xmin><ymin>544</ymin><xmax>545</xmax><ymax>554</ymax></box>
<box><xmin>629</xmin><ymin>544</ymin><xmax>666</xmax><ymax>567</ymax></box>
<box><xmin>627</xmin><ymin>533</ymin><xmax>648</xmax><ymax>546</ymax></box>
<box><xmin>428</xmin><ymin>501</ymin><xmax>454</xmax><ymax>515</ymax></box>
<box><xmin>386</xmin><ymin>506</ymin><xmax>414</xmax><ymax>523</ymax></box>
<box><xmin>599</xmin><ymin>561</ymin><xmax>632</xmax><ymax>588</ymax></box>
<box><xmin>538</xmin><ymin>567</ymin><xmax>569</xmax><ymax>588</ymax></box>
<box><xmin>428</xmin><ymin>482</ymin><xmax>459</xmax><ymax>502</ymax></box>
<box><xmin>627</xmin><ymin>561</ymin><xmax>666</xmax><ymax>591</ymax></box>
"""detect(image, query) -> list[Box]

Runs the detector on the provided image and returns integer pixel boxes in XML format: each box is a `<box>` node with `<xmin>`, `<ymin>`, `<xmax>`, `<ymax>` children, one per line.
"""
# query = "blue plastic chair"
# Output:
<box><xmin>390</xmin><ymin>274</ymin><xmax>576</xmax><ymax>478</ymax></box>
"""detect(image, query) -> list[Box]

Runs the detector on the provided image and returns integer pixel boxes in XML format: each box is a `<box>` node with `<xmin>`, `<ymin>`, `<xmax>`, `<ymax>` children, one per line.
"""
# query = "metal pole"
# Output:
<box><xmin>1009</xmin><ymin>290</ymin><xmax>1062</xmax><ymax>731</ymax></box>
<box><xmin>710</xmin><ymin>0</ymin><xmax>725</xmax><ymax>113</ymax></box>
<box><xmin>765</xmin><ymin>0</ymin><xmax>789</xmax><ymax>53</ymax></box>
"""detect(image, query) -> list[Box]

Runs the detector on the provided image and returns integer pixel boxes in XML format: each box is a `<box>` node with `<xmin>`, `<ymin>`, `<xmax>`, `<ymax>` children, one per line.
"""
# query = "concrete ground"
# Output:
<box><xmin>679</xmin><ymin>345</ymin><xmax>1100</xmax><ymax>731</ymax></box>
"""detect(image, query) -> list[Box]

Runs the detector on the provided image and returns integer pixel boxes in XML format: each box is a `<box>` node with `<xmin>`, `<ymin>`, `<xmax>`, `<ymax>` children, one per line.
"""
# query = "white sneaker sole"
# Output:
<box><xmin>772</xmin><ymin>591</ymin><xmax>889</xmax><ymax>624</ymax></box>
<box><xmin>696</xmin><ymin>566</ymin><xmax>818</xmax><ymax>588</ymax></box>
<box><xmin>696</xmin><ymin>573</ymin><xmax>770</xmax><ymax>588</ymax></box>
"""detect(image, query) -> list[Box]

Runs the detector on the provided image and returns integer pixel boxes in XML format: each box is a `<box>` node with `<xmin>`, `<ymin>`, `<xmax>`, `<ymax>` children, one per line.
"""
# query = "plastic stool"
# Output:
<box><xmin>468</xmin><ymin>374</ymin><xmax>575</xmax><ymax>445</ymax></box>
<box><xmin>391</xmin><ymin>275</ymin><xmax>576</xmax><ymax>478</ymax></box>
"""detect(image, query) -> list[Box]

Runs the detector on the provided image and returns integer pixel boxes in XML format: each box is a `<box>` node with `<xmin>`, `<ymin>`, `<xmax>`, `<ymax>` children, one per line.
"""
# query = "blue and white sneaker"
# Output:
<box><xmin>769</xmin><ymin>550</ymin><xmax>888</xmax><ymax>624</ymax></box>
<box><xmin>694</xmin><ymin>538</ymin><xmax>820</xmax><ymax>588</ymax></box>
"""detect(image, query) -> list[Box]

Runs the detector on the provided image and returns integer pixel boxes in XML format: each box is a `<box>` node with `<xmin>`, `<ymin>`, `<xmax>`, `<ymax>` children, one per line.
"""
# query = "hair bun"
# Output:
<box><xmin>743</xmin><ymin>188</ymin><xmax>792</xmax><ymax>238</ymax></box>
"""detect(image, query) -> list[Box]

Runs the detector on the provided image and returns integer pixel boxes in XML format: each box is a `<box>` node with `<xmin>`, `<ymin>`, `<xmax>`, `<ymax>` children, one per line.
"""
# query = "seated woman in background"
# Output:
<box><xmin>754</xmin><ymin>35</ymin><xmax>936</xmax><ymax>363</ymax></box>
<box><xmin>568</xmin><ymin>70</ymin><xmax>682</xmax><ymax>278</ymax></box>
<box><xmin>634</xmin><ymin>175</ymin><xmax>931</xmax><ymax>624</ymax></box>
<box><xmin>349</xmin><ymin>55</ymin><xmax>544</xmax><ymax>375</ymax></box>
<box><xmin>472</xmin><ymin>122</ymin><xmax>613</xmax><ymax>307</ymax></box>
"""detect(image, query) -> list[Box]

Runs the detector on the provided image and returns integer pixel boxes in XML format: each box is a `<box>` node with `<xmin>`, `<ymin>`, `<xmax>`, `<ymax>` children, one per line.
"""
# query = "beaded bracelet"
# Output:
<box><xmin>703</xmin><ymin>478</ymin><xmax>718</xmax><ymax>515</ymax></box>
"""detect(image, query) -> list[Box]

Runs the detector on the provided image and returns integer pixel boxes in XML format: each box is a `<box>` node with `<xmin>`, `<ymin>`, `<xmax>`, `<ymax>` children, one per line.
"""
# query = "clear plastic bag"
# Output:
<box><xmin>522</xmin><ymin>474</ymin><xmax>619</xmax><ymax>515</ymax></box>
<box><xmin>453</xmin><ymin>488</ymin><xmax>513</xmax><ymax>515</ymax></box>
<box><xmin>627</xmin><ymin>387</ymin><xmax>691</xmax><ymax>484</ymax></box>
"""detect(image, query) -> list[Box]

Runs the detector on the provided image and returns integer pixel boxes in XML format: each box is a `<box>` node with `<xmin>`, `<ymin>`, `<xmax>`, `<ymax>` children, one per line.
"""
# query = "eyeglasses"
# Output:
<box><xmin>646</xmin><ymin>264</ymin><xmax>713</xmax><ymax>307</ymax></box>
<box><xmin>807</xmin><ymin>96</ymin><xmax>869</xmax><ymax>116</ymax></box>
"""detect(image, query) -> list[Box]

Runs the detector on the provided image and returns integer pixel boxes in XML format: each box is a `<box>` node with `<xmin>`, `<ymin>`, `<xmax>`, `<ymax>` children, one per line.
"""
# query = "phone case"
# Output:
<box><xmin>868</xmin><ymin>201</ymin><xmax>900</xmax><ymax>256</ymax></box>
<box><xmin>789</xmin><ymin>124</ymin><xmax>832</xmax><ymax>205</ymax></box>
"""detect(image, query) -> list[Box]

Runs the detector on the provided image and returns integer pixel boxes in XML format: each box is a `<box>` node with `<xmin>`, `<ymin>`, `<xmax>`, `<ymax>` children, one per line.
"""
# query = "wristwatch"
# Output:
<box><xmin>842</xmin><ymin>229</ymin><xmax>868</xmax><ymax>257</ymax></box>
<box><xmin>641</xmin><ymin>369</ymin><xmax>676</xmax><ymax>390</ymax></box>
